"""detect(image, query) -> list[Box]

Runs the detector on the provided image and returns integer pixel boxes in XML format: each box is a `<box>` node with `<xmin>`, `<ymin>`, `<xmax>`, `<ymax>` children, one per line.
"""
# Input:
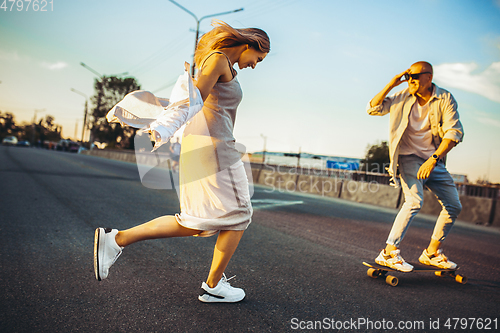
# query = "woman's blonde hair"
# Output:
<box><xmin>194</xmin><ymin>20</ymin><xmax>270</xmax><ymax>68</ymax></box>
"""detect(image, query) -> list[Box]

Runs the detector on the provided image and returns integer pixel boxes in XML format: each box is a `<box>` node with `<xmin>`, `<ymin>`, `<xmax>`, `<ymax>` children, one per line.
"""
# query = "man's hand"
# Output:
<box><xmin>370</xmin><ymin>69</ymin><xmax>410</xmax><ymax>107</ymax></box>
<box><xmin>417</xmin><ymin>139</ymin><xmax>457</xmax><ymax>179</ymax></box>
<box><xmin>389</xmin><ymin>69</ymin><xmax>410</xmax><ymax>89</ymax></box>
<box><xmin>417</xmin><ymin>158</ymin><xmax>437</xmax><ymax>179</ymax></box>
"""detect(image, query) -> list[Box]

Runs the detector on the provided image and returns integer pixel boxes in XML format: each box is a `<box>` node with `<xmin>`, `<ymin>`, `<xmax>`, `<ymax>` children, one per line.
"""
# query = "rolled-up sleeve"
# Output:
<box><xmin>367</xmin><ymin>101</ymin><xmax>382</xmax><ymax>115</ymax></box>
<box><xmin>441</xmin><ymin>94</ymin><xmax>464</xmax><ymax>143</ymax></box>
<box><xmin>366</xmin><ymin>97</ymin><xmax>394</xmax><ymax>116</ymax></box>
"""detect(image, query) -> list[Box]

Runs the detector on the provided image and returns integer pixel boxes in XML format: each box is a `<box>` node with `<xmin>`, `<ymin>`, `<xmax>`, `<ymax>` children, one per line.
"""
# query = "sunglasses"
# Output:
<box><xmin>403</xmin><ymin>72</ymin><xmax>432</xmax><ymax>81</ymax></box>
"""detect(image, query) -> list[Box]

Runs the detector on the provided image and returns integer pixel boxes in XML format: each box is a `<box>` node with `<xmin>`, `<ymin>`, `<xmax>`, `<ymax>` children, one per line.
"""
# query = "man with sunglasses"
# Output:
<box><xmin>367</xmin><ymin>61</ymin><xmax>464</xmax><ymax>272</ymax></box>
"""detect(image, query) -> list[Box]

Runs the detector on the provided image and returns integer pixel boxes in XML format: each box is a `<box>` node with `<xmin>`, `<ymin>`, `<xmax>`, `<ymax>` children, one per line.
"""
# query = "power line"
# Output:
<box><xmin>127</xmin><ymin>33</ymin><xmax>191</xmax><ymax>76</ymax></box>
<box><xmin>132</xmin><ymin>0</ymin><xmax>302</xmax><ymax>94</ymax></box>
<box><xmin>133</xmin><ymin>43</ymin><xmax>190</xmax><ymax>77</ymax></box>
<box><xmin>126</xmin><ymin>32</ymin><xmax>188</xmax><ymax>73</ymax></box>
<box><xmin>152</xmin><ymin>78</ymin><xmax>178</xmax><ymax>94</ymax></box>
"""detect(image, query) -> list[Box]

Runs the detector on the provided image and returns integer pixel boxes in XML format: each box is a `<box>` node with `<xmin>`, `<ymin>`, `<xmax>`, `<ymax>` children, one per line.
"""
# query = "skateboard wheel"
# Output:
<box><xmin>455</xmin><ymin>274</ymin><xmax>467</xmax><ymax>284</ymax></box>
<box><xmin>386</xmin><ymin>275</ymin><xmax>398</xmax><ymax>286</ymax></box>
<box><xmin>367</xmin><ymin>268</ymin><xmax>379</xmax><ymax>278</ymax></box>
<box><xmin>435</xmin><ymin>271</ymin><xmax>444</xmax><ymax>277</ymax></box>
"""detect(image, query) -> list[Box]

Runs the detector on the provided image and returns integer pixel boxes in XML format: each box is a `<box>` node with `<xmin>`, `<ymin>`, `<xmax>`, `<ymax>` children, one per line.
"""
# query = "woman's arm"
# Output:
<box><xmin>195</xmin><ymin>53</ymin><xmax>234</xmax><ymax>101</ymax></box>
<box><xmin>150</xmin><ymin>54</ymin><xmax>233</xmax><ymax>145</ymax></box>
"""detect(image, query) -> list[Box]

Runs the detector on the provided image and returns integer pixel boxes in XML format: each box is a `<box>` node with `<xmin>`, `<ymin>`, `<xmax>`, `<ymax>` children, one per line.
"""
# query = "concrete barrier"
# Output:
<box><xmin>251</xmin><ymin>167</ymin><xmax>261</xmax><ymax>184</ymax></box>
<box><xmin>296</xmin><ymin>175</ymin><xmax>343</xmax><ymax>198</ymax></box>
<box><xmin>493</xmin><ymin>200</ymin><xmax>500</xmax><ymax>227</ymax></box>
<box><xmin>80</xmin><ymin>149</ymin><xmax>498</xmax><ymax>226</ymax></box>
<box><xmin>261</xmin><ymin>169</ymin><xmax>298</xmax><ymax>193</ymax></box>
<box><xmin>413</xmin><ymin>189</ymin><xmax>494</xmax><ymax>225</ymax></box>
<box><xmin>81</xmin><ymin>149</ymin><xmax>136</xmax><ymax>163</ymax></box>
<box><xmin>340</xmin><ymin>181</ymin><xmax>400</xmax><ymax>209</ymax></box>
<box><xmin>81</xmin><ymin>149</ymin><xmax>173</xmax><ymax>167</ymax></box>
<box><xmin>257</xmin><ymin>167</ymin><xmax>278</xmax><ymax>187</ymax></box>
<box><xmin>255</xmin><ymin>167</ymin><xmax>496</xmax><ymax>226</ymax></box>
<box><xmin>457</xmin><ymin>196</ymin><xmax>493</xmax><ymax>225</ymax></box>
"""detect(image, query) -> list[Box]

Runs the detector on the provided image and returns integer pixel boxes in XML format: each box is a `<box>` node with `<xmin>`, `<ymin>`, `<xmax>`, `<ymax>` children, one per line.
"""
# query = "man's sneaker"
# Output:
<box><xmin>375</xmin><ymin>249</ymin><xmax>414</xmax><ymax>272</ymax></box>
<box><xmin>419</xmin><ymin>249</ymin><xmax>457</xmax><ymax>269</ymax></box>
<box><xmin>94</xmin><ymin>228</ymin><xmax>123</xmax><ymax>281</ymax></box>
<box><xmin>198</xmin><ymin>274</ymin><xmax>245</xmax><ymax>303</ymax></box>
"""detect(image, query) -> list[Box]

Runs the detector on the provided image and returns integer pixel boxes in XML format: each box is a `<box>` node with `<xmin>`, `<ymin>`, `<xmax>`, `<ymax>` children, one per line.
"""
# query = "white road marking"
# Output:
<box><xmin>251</xmin><ymin>199</ymin><xmax>304</xmax><ymax>210</ymax></box>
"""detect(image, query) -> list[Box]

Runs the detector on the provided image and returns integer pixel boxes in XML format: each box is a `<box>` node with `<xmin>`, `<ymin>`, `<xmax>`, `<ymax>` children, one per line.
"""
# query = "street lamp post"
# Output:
<box><xmin>80</xmin><ymin>62</ymin><xmax>129</xmax><ymax>80</ymax></box>
<box><xmin>70</xmin><ymin>88</ymin><xmax>89</xmax><ymax>143</ymax></box>
<box><xmin>80</xmin><ymin>62</ymin><xmax>102</xmax><ymax>78</ymax></box>
<box><xmin>260</xmin><ymin>134</ymin><xmax>267</xmax><ymax>164</ymax></box>
<box><xmin>74</xmin><ymin>120</ymin><xmax>79</xmax><ymax>141</ymax></box>
<box><xmin>168</xmin><ymin>0</ymin><xmax>243</xmax><ymax>76</ymax></box>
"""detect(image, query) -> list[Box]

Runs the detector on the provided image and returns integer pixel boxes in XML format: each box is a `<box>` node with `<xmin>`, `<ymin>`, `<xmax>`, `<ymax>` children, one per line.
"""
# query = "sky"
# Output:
<box><xmin>1</xmin><ymin>0</ymin><xmax>500</xmax><ymax>183</ymax></box>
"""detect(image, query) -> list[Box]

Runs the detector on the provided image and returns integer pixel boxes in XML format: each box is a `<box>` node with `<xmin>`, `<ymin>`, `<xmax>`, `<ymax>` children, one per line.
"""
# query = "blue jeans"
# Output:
<box><xmin>387</xmin><ymin>154</ymin><xmax>462</xmax><ymax>247</ymax></box>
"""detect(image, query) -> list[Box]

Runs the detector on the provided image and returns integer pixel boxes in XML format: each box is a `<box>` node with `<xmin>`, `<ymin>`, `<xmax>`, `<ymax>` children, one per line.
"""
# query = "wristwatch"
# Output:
<box><xmin>431</xmin><ymin>154</ymin><xmax>440</xmax><ymax>161</ymax></box>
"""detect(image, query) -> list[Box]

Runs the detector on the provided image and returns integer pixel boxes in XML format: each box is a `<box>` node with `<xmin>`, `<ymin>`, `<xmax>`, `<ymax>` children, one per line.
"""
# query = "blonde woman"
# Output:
<box><xmin>94</xmin><ymin>21</ymin><xmax>270</xmax><ymax>303</ymax></box>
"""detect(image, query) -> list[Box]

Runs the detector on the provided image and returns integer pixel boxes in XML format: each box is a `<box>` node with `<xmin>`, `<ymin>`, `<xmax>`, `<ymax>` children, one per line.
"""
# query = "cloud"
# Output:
<box><xmin>41</xmin><ymin>61</ymin><xmax>68</xmax><ymax>70</ymax></box>
<box><xmin>477</xmin><ymin>117</ymin><xmax>500</xmax><ymax>128</ymax></box>
<box><xmin>0</xmin><ymin>49</ymin><xmax>21</xmax><ymax>61</ymax></box>
<box><xmin>41</xmin><ymin>61</ymin><xmax>69</xmax><ymax>70</ymax></box>
<box><xmin>433</xmin><ymin>62</ymin><xmax>500</xmax><ymax>103</ymax></box>
<box><xmin>0</xmin><ymin>50</ymin><xmax>68</xmax><ymax>71</ymax></box>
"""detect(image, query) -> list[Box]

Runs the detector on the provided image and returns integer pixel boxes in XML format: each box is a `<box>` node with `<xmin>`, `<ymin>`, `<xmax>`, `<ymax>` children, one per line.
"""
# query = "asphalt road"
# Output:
<box><xmin>1</xmin><ymin>145</ymin><xmax>499</xmax><ymax>332</ymax></box>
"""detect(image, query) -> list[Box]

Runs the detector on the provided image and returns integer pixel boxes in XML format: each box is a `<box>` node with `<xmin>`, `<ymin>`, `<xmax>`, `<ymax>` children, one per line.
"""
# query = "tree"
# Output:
<box><xmin>44</xmin><ymin>115</ymin><xmax>56</xmax><ymax>131</ymax></box>
<box><xmin>0</xmin><ymin>112</ymin><xmax>16</xmax><ymax>138</ymax></box>
<box><xmin>0</xmin><ymin>111</ymin><xmax>62</xmax><ymax>144</ymax></box>
<box><xmin>361</xmin><ymin>141</ymin><xmax>390</xmax><ymax>173</ymax></box>
<box><xmin>39</xmin><ymin>115</ymin><xmax>61</xmax><ymax>143</ymax></box>
<box><xmin>89</xmin><ymin>76</ymin><xmax>141</xmax><ymax>149</ymax></box>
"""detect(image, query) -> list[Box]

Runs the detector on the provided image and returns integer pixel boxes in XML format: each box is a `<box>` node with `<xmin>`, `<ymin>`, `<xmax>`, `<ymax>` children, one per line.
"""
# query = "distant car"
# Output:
<box><xmin>56</xmin><ymin>139</ymin><xmax>71</xmax><ymax>151</ymax></box>
<box><xmin>44</xmin><ymin>141</ymin><xmax>58</xmax><ymax>150</ymax></box>
<box><xmin>68</xmin><ymin>141</ymin><xmax>80</xmax><ymax>153</ymax></box>
<box><xmin>16</xmin><ymin>140</ymin><xmax>31</xmax><ymax>147</ymax></box>
<box><xmin>2</xmin><ymin>136</ymin><xmax>18</xmax><ymax>146</ymax></box>
<box><xmin>56</xmin><ymin>139</ymin><xmax>80</xmax><ymax>152</ymax></box>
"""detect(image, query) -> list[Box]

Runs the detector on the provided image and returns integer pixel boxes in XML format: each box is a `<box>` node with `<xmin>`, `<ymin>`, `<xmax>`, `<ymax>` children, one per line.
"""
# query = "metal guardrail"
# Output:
<box><xmin>456</xmin><ymin>184</ymin><xmax>500</xmax><ymax>199</ymax></box>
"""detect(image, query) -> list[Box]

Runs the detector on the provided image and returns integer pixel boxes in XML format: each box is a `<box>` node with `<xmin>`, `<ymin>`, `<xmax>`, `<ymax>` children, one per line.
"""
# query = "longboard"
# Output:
<box><xmin>362</xmin><ymin>261</ymin><xmax>467</xmax><ymax>287</ymax></box>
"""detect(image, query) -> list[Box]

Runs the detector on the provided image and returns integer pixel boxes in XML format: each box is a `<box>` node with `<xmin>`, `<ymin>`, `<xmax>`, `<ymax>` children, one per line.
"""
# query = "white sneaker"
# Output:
<box><xmin>375</xmin><ymin>249</ymin><xmax>414</xmax><ymax>272</ymax></box>
<box><xmin>94</xmin><ymin>228</ymin><xmax>123</xmax><ymax>281</ymax></box>
<box><xmin>198</xmin><ymin>274</ymin><xmax>245</xmax><ymax>303</ymax></box>
<box><xmin>419</xmin><ymin>249</ymin><xmax>457</xmax><ymax>269</ymax></box>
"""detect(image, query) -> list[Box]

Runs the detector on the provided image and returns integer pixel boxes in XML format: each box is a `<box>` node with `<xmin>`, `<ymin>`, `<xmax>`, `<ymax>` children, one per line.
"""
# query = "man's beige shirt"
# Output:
<box><xmin>366</xmin><ymin>84</ymin><xmax>464</xmax><ymax>187</ymax></box>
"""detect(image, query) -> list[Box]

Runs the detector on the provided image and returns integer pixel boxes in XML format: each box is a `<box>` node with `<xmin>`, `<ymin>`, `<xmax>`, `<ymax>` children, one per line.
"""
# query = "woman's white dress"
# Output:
<box><xmin>107</xmin><ymin>54</ymin><xmax>253</xmax><ymax>237</ymax></box>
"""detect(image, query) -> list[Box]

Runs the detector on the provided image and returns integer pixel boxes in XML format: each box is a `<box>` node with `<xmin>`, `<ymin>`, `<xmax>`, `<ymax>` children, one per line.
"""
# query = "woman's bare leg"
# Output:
<box><xmin>115</xmin><ymin>215</ymin><xmax>201</xmax><ymax>247</ymax></box>
<box><xmin>206</xmin><ymin>230</ymin><xmax>245</xmax><ymax>288</ymax></box>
